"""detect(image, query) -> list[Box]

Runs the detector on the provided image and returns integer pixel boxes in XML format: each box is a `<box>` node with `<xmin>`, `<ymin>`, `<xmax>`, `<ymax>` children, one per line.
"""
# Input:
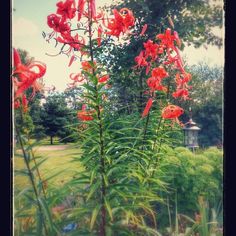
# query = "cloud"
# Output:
<box><xmin>13</xmin><ymin>17</ymin><xmax>39</xmax><ymax>37</ymax></box>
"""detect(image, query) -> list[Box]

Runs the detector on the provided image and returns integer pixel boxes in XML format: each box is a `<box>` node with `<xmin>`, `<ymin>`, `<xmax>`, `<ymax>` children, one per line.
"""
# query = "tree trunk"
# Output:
<box><xmin>50</xmin><ymin>136</ymin><xmax>53</xmax><ymax>145</ymax></box>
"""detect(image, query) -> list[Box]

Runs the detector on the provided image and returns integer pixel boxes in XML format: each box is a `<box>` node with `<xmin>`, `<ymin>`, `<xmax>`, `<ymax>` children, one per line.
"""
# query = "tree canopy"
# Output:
<box><xmin>41</xmin><ymin>92</ymin><xmax>77</xmax><ymax>144</ymax></box>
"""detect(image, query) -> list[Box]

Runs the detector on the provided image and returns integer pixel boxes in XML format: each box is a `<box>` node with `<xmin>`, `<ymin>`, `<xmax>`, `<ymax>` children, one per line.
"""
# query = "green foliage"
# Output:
<box><xmin>155</xmin><ymin>147</ymin><xmax>223</xmax><ymax>230</ymax></box>
<box><xmin>14</xmin><ymin>135</ymin><xmax>59</xmax><ymax>235</ymax></box>
<box><xmin>14</xmin><ymin>1</ymin><xmax>223</xmax><ymax>235</ymax></box>
<box><xmin>179</xmin><ymin>63</ymin><xmax>223</xmax><ymax>147</ymax></box>
<box><xmin>41</xmin><ymin>92</ymin><xmax>79</xmax><ymax>144</ymax></box>
<box><xmin>15</xmin><ymin>109</ymin><xmax>35</xmax><ymax>138</ymax></box>
<box><xmin>97</xmin><ymin>0</ymin><xmax>223</xmax><ymax>114</ymax></box>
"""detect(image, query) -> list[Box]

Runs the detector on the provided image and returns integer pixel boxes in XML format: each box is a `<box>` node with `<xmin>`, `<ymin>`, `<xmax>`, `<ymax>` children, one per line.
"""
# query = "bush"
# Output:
<box><xmin>156</xmin><ymin>147</ymin><xmax>223</xmax><ymax>229</ymax></box>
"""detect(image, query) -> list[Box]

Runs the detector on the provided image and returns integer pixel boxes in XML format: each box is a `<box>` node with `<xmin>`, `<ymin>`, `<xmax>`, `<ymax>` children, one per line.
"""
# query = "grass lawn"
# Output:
<box><xmin>14</xmin><ymin>142</ymin><xmax>83</xmax><ymax>191</ymax></box>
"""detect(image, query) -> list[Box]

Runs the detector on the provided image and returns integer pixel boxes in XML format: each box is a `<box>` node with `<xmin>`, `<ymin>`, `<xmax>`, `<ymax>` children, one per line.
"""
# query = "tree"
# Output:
<box><xmin>176</xmin><ymin>62</ymin><xmax>223</xmax><ymax>147</ymax></box>
<box><xmin>28</xmin><ymin>92</ymin><xmax>47</xmax><ymax>140</ymax></box>
<box><xmin>64</xmin><ymin>86</ymin><xmax>84</xmax><ymax>110</ymax></box>
<box><xmin>41</xmin><ymin>92</ymin><xmax>77</xmax><ymax>144</ymax></box>
<box><xmin>97</xmin><ymin>0</ymin><xmax>223</xmax><ymax>114</ymax></box>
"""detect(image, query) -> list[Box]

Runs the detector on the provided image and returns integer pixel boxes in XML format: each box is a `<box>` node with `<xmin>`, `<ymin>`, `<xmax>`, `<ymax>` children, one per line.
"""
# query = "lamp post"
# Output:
<box><xmin>183</xmin><ymin>108</ymin><xmax>201</xmax><ymax>152</ymax></box>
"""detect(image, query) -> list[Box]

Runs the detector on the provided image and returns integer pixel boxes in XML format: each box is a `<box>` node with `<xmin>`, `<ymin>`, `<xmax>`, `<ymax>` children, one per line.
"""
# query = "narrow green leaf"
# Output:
<box><xmin>30</xmin><ymin>158</ymin><xmax>47</xmax><ymax>172</ymax></box>
<box><xmin>90</xmin><ymin>205</ymin><xmax>101</xmax><ymax>230</ymax></box>
<box><xmin>36</xmin><ymin>208</ymin><xmax>43</xmax><ymax>236</ymax></box>
<box><xmin>104</xmin><ymin>198</ymin><xmax>113</xmax><ymax>221</ymax></box>
<box><xmin>86</xmin><ymin>181</ymin><xmax>100</xmax><ymax>201</ymax></box>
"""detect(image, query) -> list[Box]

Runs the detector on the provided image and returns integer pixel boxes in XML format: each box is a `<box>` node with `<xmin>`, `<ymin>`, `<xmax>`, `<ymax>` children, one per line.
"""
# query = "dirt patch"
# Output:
<box><xmin>34</xmin><ymin>145</ymin><xmax>69</xmax><ymax>151</ymax></box>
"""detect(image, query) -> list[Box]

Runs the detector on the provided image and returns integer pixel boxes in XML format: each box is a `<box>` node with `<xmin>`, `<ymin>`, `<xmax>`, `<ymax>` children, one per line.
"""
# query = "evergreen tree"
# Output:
<box><xmin>41</xmin><ymin>92</ymin><xmax>77</xmax><ymax>144</ymax></box>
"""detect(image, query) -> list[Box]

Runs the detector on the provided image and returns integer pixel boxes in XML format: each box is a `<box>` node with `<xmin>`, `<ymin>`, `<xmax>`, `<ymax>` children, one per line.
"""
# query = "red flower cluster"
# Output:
<box><xmin>47</xmin><ymin>0</ymin><xmax>135</xmax><ymax>60</ymax></box>
<box><xmin>56</xmin><ymin>0</ymin><xmax>76</xmax><ymax>20</ymax></box>
<box><xmin>146</xmin><ymin>67</ymin><xmax>169</xmax><ymax>92</ymax></box>
<box><xmin>12</xmin><ymin>48</ymin><xmax>46</xmax><ymax>112</ymax></box>
<box><xmin>47</xmin><ymin>14</ymin><xmax>70</xmax><ymax>34</ymax></box>
<box><xmin>172</xmin><ymin>73</ymin><xmax>192</xmax><ymax>100</ymax></box>
<box><xmin>105</xmin><ymin>8</ymin><xmax>135</xmax><ymax>38</ymax></box>
<box><xmin>134</xmin><ymin>28</ymin><xmax>192</xmax><ymax>124</ymax></box>
<box><xmin>161</xmin><ymin>105</ymin><xmax>183</xmax><ymax>119</ymax></box>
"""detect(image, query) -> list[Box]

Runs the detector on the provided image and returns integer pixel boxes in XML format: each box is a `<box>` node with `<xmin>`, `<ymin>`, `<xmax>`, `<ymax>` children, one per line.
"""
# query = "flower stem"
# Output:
<box><xmin>87</xmin><ymin>1</ymin><xmax>106</xmax><ymax>235</ymax></box>
<box><xmin>15</xmin><ymin>125</ymin><xmax>48</xmax><ymax>235</ymax></box>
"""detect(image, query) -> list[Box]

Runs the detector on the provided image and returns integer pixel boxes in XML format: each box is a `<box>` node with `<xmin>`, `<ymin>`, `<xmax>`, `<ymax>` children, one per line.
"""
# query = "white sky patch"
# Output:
<box><xmin>182</xmin><ymin>45</ymin><xmax>224</xmax><ymax>67</ymax></box>
<box><xmin>13</xmin><ymin>17</ymin><xmax>39</xmax><ymax>37</ymax></box>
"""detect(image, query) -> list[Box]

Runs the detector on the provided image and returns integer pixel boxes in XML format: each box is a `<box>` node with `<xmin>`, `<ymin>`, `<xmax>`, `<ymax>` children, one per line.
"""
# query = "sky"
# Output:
<box><xmin>12</xmin><ymin>0</ymin><xmax>224</xmax><ymax>92</ymax></box>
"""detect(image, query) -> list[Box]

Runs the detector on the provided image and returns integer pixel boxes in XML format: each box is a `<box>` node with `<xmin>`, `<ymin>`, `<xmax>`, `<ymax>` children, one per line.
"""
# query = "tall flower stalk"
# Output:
<box><xmin>45</xmin><ymin>0</ymin><xmax>137</xmax><ymax>234</ymax></box>
<box><xmin>44</xmin><ymin>0</ymin><xmax>194</xmax><ymax>234</ymax></box>
<box><xmin>12</xmin><ymin>49</ymin><xmax>59</xmax><ymax>235</ymax></box>
<box><xmin>87</xmin><ymin>1</ymin><xmax>106</xmax><ymax>234</ymax></box>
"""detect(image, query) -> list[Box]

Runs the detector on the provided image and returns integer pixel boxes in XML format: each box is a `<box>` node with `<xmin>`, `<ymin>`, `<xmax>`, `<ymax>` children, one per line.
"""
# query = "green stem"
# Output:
<box><xmin>148</xmin><ymin>80</ymin><xmax>172</xmax><ymax>177</ymax></box>
<box><xmin>15</xmin><ymin>125</ymin><xmax>48</xmax><ymax>235</ymax></box>
<box><xmin>87</xmin><ymin>2</ymin><xmax>106</xmax><ymax>235</ymax></box>
<box><xmin>141</xmin><ymin>112</ymin><xmax>150</xmax><ymax>151</ymax></box>
<box><xmin>31</xmin><ymin>150</ymin><xmax>47</xmax><ymax>198</ymax></box>
<box><xmin>19</xmin><ymin>108</ymin><xmax>47</xmax><ymax>198</ymax></box>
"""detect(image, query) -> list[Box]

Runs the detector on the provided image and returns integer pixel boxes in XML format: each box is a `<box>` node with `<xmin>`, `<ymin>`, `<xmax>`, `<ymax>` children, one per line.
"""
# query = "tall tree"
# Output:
<box><xmin>41</xmin><ymin>92</ymin><xmax>77</xmax><ymax>144</ymax></box>
<box><xmin>97</xmin><ymin>0</ymin><xmax>223</xmax><ymax>114</ymax></box>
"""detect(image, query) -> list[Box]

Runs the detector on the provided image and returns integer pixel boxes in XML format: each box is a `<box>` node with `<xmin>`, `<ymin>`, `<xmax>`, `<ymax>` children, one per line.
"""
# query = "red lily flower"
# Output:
<box><xmin>146</xmin><ymin>67</ymin><xmax>169</xmax><ymax>92</ymax></box>
<box><xmin>57</xmin><ymin>33</ymin><xmax>86</xmax><ymax>52</ymax></box>
<box><xmin>147</xmin><ymin>76</ymin><xmax>167</xmax><ymax>92</ymax></box>
<box><xmin>172</xmin><ymin>89</ymin><xmax>189</xmax><ymax>100</ymax></box>
<box><xmin>69</xmin><ymin>73</ymin><xmax>85</xmax><ymax>87</ymax></box>
<box><xmin>151</xmin><ymin>67</ymin><xmax>169</xmax><ymax>79</ymax></box>
<box><xmin>77</xmin><ymin>0</ymin><xmax>86</xmax><ymax>21</ymax></box>
<box><xmin>12</xmin><ymin>49</ymin><xmax>46</xmax><ymax>99</ymax></box>
<box><xmin>142</xmin><ymin>98</ymin><xmax>153</xmax><ymax>118</ymax></box>
<box><xmin>77</xmin><ymin>104</ymin><xmax>95</xmax><ymax>121</ymax></box>
<box><xmin>89</xmin><ymin>0</ymin><xmax>96</xmax><ymax>19</ymax></box>
<box><xmin>156</xmin><ymin>28</ymin><xmax>180</xmax><ymax>50</ymax></box>
<box><xmin>47</xmin><ymin>14</ymin><xmax>71</xmax><ymax>34</ymax></box>
<box><xmin>70</xmin><ymin>73</ymin><xmax>85</xmax><ymax>82</ymax></box>
<box><xmin>81</xmin><ymin>61</ymin><xmax>96</xmax><ymax>72</ymax></box>
<box><xmin>120</xmin><ymin>8</ymin><xmax>135</xmax><ymax>31</ymax></box>
<box><xmin>175</xmin><ymin>72</ymin><xmax>191</xmax><ymax>85</ymax></box>
<box><xmin>161</xmin><ymin>104</ymin><xmax>184</xmax><ymax>119</ymax></box>
<box><xmin>56</xmin><ymin>0</ymin><xmax>76</xmax><ymax>20</ymax></box>
<box><xmin>98</xmin><ymin>75</ymin><xmax>109</xmax><ymax>83</ymax></box>
<box><xmin>13</xmin><ymin>61</ymin><xmax>46</xmax><ymax>97</ymax></box>
<box><xmin>143</xmin><ymin>40</ymin><xmax>159</xmax><ymax>61</ymax></box>
<box><xmin>105</xmin><ymin>8</ymin><xmax>135</xmax><ymax>38</ymax></box>
<box><xmin>161</xmin><ymin>104</ymin><xmax>184</xmax><ymax>126</ymax></box>
<box><xmin>77</xmin><ymin>0</ymin><xmax>97</xmax><ymax>21</ymax></box>
<box><xmin>13</xmin><ymin>48</ymin><xmax>21</xmax><ymax>67</ymax></box>
<box><xmin>134</xmin><ymin>50</ymin><xmax>148</xmax><ymax>67</ymax></box>
<box><xmin>172</xmin><ymin>72</ymin><xmax>191</xmax><ymax>100</ymax></box>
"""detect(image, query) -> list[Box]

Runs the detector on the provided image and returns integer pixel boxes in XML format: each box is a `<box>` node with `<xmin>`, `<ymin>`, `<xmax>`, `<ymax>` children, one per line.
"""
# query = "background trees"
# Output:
<box><xmin>96</xmin><ymin>0</ymin><xmax>223</xmax><ymax>147</ymax></box>
<box><xmin>178</xmin><ymin>63</ymin><xmax>223</xmax><ymax>147</ymax></box>
<box><xmin>41</xmin><ymin>92</ymin><xmax>78</xmax><ymax>144</ymax></box>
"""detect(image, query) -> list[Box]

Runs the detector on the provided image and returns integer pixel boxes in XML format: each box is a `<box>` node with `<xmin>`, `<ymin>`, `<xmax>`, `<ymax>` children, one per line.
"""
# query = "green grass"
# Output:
<box><xmin>14</xmin><ymin>143</ymin><xmax>83</xmax><ymax>190</ymax></box>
